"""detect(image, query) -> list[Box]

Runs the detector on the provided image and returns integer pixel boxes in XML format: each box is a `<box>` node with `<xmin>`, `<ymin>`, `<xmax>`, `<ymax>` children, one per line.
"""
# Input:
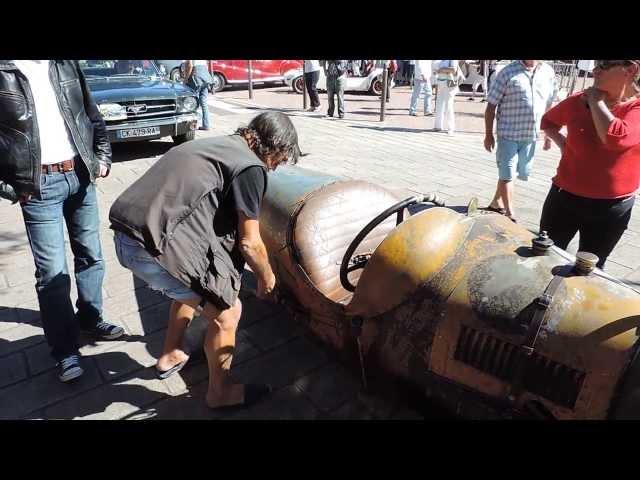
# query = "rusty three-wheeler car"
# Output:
<box><xmin>257</xmin><ymin>166</ymin><xmax>640</xmax><ymax>420</ymax></box>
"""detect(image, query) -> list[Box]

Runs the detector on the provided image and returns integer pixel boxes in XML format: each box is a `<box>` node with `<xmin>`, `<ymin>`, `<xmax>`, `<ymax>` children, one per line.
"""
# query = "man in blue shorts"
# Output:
<box><xmin>483</xmin><ymin>60</ymin><xmax>557</xmax><ymax>222</ymax></box>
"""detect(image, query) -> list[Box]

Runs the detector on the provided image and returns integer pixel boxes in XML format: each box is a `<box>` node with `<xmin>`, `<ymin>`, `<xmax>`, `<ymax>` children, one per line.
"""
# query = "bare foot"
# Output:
<box><xmin>206</xmin><ymin>383</ymin><xmax>245</xmax><ymax>409</ymax></box>
<box><xmin>156</xmin><ymin>349</ymin><xmax>190</xmax><ymax>372</ymax></box>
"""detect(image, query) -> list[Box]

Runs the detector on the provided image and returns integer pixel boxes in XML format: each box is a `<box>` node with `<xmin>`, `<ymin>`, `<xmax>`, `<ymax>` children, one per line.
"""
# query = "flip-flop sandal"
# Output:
<box><xmin>207</xmin><ymin>384</ymin><xmax>273</xmax><ymax>412</ymax></box>
<box><xmin>156</xmin><ymin>359</ymin><xmax>188</xmax><ymax>379</ymax></box>
<box><xmin>482</xmin><ymin>205</ymin><xmax>507</xmax><ymax>215</ymax></box>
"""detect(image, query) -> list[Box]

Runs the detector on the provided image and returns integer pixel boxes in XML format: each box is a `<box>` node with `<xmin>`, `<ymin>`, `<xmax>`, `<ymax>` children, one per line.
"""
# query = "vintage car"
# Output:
<box><xmin>258</xmin><ymin>166</ymin><xmax>640</xmax><ymax>420</ymax></box>
<box><xmin>155</xmin><ymin>60</ymin><xmax>304</xmax><ymax>93</ymax></box>
<box><xmin>284</xmin><ymin>64</ymin><xmax>394</xmax><ymax>96</ymax></box>
<box><xmin>80</xmin><ymin>60</ymin><xmax>198</xmax><ymax>144</ymax></box>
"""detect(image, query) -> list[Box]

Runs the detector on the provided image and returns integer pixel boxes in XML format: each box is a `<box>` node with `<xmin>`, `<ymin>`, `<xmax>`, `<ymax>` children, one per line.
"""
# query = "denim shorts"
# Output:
<box><xmin>114</xmin><ymin>231</ymin><xmax>202</xmax><ymax>303</ymax></box>
<box><xmin>496</xmin><ymin>138</ymin><xmax>537</xmax><ymax>181</ymax></box>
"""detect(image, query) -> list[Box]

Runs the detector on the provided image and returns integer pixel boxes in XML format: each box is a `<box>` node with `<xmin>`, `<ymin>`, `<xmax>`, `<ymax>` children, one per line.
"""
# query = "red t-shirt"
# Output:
<box><xmin>540</xmin><ymin>93</ymin><xmax>640</xmax><ymax>199</ymax></box>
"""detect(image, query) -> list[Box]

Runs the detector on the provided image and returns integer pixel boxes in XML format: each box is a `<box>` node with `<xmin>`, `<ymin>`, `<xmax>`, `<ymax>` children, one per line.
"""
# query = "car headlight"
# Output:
<box><xmin>98</xmin><ymin>103</ymin><xmax>127</xmax><ymax>121</ymax></box>
<box><xmin>178</xmin><ymin>96</ymin><xmax>197</xmax><ymax>113</ymax></box>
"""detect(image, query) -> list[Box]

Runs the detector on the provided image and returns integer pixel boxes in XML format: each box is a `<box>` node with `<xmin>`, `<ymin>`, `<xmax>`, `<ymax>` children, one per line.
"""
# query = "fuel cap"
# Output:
<box><xmin>532</xmin><ymin>231</ymin><xmax>554</xmax><ymax>256</ymax></box>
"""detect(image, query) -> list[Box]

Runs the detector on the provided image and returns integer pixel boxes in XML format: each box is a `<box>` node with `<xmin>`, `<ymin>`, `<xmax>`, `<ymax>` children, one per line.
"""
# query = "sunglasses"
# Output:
<box><xmin>594</xmin><ymin>60</ymin><xmax>637</xmax><ymax>70</ymax></box>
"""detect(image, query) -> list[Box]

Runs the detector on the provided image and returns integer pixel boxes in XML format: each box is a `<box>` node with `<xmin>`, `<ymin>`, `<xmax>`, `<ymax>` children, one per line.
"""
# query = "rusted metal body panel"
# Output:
<box><xmin>260</xmin><ymin>167</ymin><xmax>640</xmax><ymax>419</ymax></box>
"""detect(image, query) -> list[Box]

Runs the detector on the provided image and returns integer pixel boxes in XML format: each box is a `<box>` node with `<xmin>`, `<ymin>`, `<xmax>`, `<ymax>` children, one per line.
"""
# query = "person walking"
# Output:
<box><xmin>322</xmin><ymin>60</ymin><xmax>349</xmax><ymax>119</ymax></box>
<box><xmin>434</xmin><ymin>60</ymin><xmax>463</xmax><ymax>134</ymax></box>
<box><xmin>304</xmin><ymin>60</ymin><xmax>322</xmax><ymax>112</ymax></box>
<box><xmin>184</xmin><ymin>60</ymin><xmax>213</xmax><ymax>131</ymax></box>
<box><xmin>409</xmin><ymin>60</ymin><xmax>433</xmax><ymax>116</ymax></box>
<box><xmin>0</xmin><ymin>60</ymin><xmax>123</xmax><ymax>382</ymax></box>
<box><xmin>483</xmin><ymin>60</ymin><xmax>557</xmax><ymax>222</ymax></box>
<box><xmin>540</xmin><ymin>60</ymin><xmax>640</xmax><ymax>269</ymax></box>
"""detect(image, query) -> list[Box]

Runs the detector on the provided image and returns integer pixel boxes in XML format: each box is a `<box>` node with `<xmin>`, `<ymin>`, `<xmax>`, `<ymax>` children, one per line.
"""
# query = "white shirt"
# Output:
<box><xmin>414</xmin><ymin>60</ymin><xmax>432</xmax><ymax>80</ymax></box>
<box><xmin>304</xmin><ymin>60</ymin><xmax>321</xmax><ymax>73</ymax></box>
<box><xmin>191</xmin><ymin>60</ymin><xmax>208</xmax><ymax>66</ymax></box>
<box><xmin>13</xmin><ymin>60</ymin><xmax>78</xmax><ymax>165</ymax></box>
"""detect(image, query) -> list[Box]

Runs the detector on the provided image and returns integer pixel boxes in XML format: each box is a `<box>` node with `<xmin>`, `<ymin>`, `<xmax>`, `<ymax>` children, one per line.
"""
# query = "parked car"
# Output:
<box><xmin>155</xmin><ymin>59</ymin><xmax>184</xmax><ymax>82</ymax></box>
<box><xmin>284</xmin><ymin>64</ymin><xmax>394</xmax><ymax>96</ymax></box>
<box><xmin>80</xmin><ymin>60</ymin><xmax>198</xmax><ymax>144</ymax></box>
<box><xmin>155</xmin><ymin>60</ymin><xmax>304</xmax><ymax>93</ymax></box>
<box><xmin>259</xmin><ymin>165</ymin><xmax>640</xmax><ymax>420</ymax></box>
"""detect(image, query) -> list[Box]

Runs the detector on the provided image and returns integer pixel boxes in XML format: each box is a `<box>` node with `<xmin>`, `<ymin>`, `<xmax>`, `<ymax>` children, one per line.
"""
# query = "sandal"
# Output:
<box><xmin>482</xmin><ymin>205</ymin><xmax>507</xmax><ymax>215</ymax></box>
<box><xmin>156</xmin><ymin>359</ymin><xmax>189</xmax><ymax>379</ymax></box>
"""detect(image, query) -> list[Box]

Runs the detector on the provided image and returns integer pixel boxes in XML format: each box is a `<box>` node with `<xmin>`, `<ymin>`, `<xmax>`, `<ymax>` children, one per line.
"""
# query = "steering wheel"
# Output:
<box><xmin>339</xmin><ymin>193</ymin><xmax>445</xmax><ymax>292</ymax></box>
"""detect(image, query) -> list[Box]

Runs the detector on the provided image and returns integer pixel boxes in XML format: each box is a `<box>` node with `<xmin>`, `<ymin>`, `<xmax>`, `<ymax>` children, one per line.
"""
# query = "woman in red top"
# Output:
<box><xmin>540</xmin><ymin>60</ymin><xmax>640</xmax><ymax>269</ymax></box>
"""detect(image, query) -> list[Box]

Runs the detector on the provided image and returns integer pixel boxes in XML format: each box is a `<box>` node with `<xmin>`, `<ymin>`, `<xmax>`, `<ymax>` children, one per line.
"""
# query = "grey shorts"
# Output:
<box><xmin>114</xmin><ymin>231</ymin><xmax>202</xmax><ymax>303</ymax></box>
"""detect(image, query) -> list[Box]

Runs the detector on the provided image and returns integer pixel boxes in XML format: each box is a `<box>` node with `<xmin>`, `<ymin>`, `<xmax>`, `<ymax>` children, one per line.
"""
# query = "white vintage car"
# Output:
<box><xmin>284</xmin><ymin>65</ymin><xmax>394</xmax><ymax>96</ymax></box>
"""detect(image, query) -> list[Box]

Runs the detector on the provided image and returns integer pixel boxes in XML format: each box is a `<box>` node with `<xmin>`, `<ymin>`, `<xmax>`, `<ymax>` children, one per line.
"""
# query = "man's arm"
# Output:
<box><xmin>237</xmin><ymin>211</ymin><xmax>276</xmax><ymax>300</ymax></box>
<box><xmin>75</xmin><ymin>61</ymin><xmax>112</xmax><ymax>177</ymax></box>
<box><xmin>184</xmin><ymin>60</ymin><xmax>193</xmax><ymax>80</ymax></box>
<box><xmin>484</xmin><ymin>103</ymin><xmax>497</xmax><ymax>152</ymax></box>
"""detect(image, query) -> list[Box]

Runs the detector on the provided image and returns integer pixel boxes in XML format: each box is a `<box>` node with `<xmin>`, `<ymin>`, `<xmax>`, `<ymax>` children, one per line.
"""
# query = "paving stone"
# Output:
<box><xmin>243</xmin><ymin>308</ymin><xmax>301</xmax><ymax>352</ymax></box>
<box><xmin>237</xmin><ymin>293</ymin><xmax>286</xmax><ymax>330</ymax></box>
<box><xmin>223</xmin><ymin>385</ymin><xmax>320</xmax><ymax>420</ymax></box>
<box><xmin>0</xmin><ymin>323</ymin><xmax>45</xmax><ymax>357</ymax></box>
<box><xmin>111</xmin><ymin>298</ymin><xmax>171</xmax><ymax>336</ymax></box>
<box><xmin>0</xmin><ymin>359</ymin><xmax>102</xmax><ymax>419</ymax></box>
<box><xmin>136</xmin><ymin>381</ymin><xmax>223</xmax><ymax>420</ymax></box>
<box><xmin>326</xmin><ymin>397</ymin><xmax>376</xmax><ymax>420</ymax></box>
<box><xmin>0</xmin><ymin>352</ymin><xmax>28</xmax><ymax>388</ymax></box>
<box><xmin>229</xmin><ymin>336</ymin><xmax>329</xmax><ymax>390</ymax></box>
<box><xmin>389</xmin><ymin>406</ymin><xmax>425</xmax><ymax>420</ymax></box>
<box><xmin>94</xmin><ymin>329</ymin><xmax>166</xmax><ymax>382</ymax></box>
<box><xmin>0</xmin><ymin>308</ymin><xmax>20</xmax><ymax>333</ymax></box>
<box><xmin>44</xmin><ymin>368</ymin><xmax>170</xmax><ymax>420</ymax></box>
<box><xmin>294</xmin><ymin>362</ymin><xmax>362</xmax><ymax>412</ymax></box>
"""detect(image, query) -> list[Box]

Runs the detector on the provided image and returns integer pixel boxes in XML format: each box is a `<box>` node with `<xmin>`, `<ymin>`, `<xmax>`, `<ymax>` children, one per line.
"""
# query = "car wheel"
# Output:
<box><xmin>210</xmin><ymin>73</ymin><xmax>226</xmax><ymax>93</ymax></box>
<box><xmin>370</xmin><ymin>77</ymin><xmax>383</xmax><ymax>96</ymax></box>
<box><xmin>292</xmin><ymin>76</ymin><xmax>304</xmax><ymax>94</ymax></box>
<box><xmin>170</xmin><ymin>68</ymin><xmax>183</xmax><ymax>83</ymax></box>
<box><xmin>172</xmin><ymin>130</ymin><xmax>196</xmax><ymax>145</ymax></box>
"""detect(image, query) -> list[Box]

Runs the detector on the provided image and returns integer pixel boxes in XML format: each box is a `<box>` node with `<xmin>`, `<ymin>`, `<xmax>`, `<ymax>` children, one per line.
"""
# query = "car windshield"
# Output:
<box><xmin>79</xmin><ymin>60</ymin><xmax>160</xmax><ymax>78</ymax></box>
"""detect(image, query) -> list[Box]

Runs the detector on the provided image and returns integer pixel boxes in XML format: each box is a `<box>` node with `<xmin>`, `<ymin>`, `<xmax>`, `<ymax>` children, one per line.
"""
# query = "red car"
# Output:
<box><xmin>207</xmin><ymin>60</ymin><xmax>303</xmax><ymax>92</ymax></box>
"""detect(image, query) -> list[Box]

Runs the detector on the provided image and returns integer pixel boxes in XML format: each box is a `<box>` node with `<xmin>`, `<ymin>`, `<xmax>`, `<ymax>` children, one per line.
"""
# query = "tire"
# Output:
<box><xmin>210</xmin><ymin>73</ymin><xmax>226</xmax><ymax>93</ymax></box>
<box><xmin>172</xmin><ymin>130</ymin><xmax>195</xmax><ymax>145</ymax></box>
<box><xmin>370</xmin><ymin>76</ymin><xmax>383</xmax><ymax>96</ymax></box>
<box><xmin>170</xmin><ymin>68</ymin><xmax>183</xmax><ymax>83</ymax></box>
<box><xmin>292</xmin><ymin>76</ymin><xmax>304</xmax><ymax>94</ymax></box>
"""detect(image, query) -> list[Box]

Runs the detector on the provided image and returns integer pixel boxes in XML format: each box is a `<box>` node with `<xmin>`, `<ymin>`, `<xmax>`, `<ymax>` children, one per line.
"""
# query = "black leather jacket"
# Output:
<box><xmin>0</xmin><ymin>60</ymin><xmax>111</xmax><ymax>203</ymax></box>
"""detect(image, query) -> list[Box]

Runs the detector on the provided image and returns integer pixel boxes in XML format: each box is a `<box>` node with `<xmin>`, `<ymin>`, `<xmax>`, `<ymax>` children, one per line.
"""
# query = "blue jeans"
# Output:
<box><xmin>20</xmin><ymin>168</ymin><xmax>105</xmax><ymax>360</ymax></box>
<box><xmin>409</xmin><ymin>77</ymin><xmax>433</xmax><ymax>114</ymax></box>
<box><xmin>114</xmin><ymin>231</ymin><xmax>201</xmax><ymax>303</ymax></box>
<box><xmin>197</xmin><ymin>84</ymin><xmax>210</xmax><ymax>129</ymax></box>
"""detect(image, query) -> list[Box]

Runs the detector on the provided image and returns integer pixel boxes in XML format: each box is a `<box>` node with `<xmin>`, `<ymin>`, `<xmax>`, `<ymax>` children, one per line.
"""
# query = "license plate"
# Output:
<box><xmin>117</xmin><ymin>126</ymin><xmax>161</xmax><ymax>139</ymax></box>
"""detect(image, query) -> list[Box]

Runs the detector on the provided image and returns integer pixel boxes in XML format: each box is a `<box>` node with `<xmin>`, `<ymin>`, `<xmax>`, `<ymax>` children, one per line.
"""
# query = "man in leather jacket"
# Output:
<box><xmin>0</xmin><ymin>60</ymin><xmax>124</xmax><ymax>383</ymax></box>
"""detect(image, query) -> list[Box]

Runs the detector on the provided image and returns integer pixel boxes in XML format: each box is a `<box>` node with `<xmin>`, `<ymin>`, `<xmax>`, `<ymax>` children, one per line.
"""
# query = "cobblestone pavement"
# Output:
<box><xmin>1</xmin><ymin>87</ymin><xmax>638</xmax><ymax>420</ymax></box>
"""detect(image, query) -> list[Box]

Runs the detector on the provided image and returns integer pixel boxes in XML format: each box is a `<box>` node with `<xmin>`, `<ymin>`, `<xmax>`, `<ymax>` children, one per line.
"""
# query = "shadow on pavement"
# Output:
<box><xmin>111</xmin><ymin>140</ymin><xmax>175</xmax><ymax>163</ymax></box>
<box><xmin>348</xmin><ymin>125</ymin><xmax>427</xmax><ymax>134</ymax></box>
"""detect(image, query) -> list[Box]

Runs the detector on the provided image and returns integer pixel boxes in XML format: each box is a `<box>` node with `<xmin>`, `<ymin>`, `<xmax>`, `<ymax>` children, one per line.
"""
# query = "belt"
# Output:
<box><xmin>42</xmin><ymin>158</ymin><xmax>75</xmax><ymax>174</ymax></box>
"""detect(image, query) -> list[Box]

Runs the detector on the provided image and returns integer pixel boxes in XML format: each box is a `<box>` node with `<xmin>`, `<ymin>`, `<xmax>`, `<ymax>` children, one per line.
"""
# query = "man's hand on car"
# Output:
<box><xmin>257</xmin><ymin>273</ymin><xmax>277</xmax><ymax>302</ymax></box>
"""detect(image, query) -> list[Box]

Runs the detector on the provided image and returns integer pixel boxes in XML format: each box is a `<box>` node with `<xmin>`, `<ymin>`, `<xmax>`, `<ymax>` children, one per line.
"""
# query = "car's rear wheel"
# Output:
<box><xmin>170</xmin><ymin>68</ymin><xmax>183</xmax><ymax>83</ymax></box>
<box><xmin>292</xmin><ymin>76</ymin><xmax>304</xmax><ymax>94</ymax></box>
<box><xmin>370</xmin><ymin>76</ymin><xmax>383</xmax><ymax>96</ymax></box>
<box><xmin>210</xmin><ymin>73</ymin><xmax>226</xmax><ymax>93</ymax></box>
<box><xmin>172</xmin><ymin>130</ymin><xmax>195</xmax><ymax>144</ymax></box>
